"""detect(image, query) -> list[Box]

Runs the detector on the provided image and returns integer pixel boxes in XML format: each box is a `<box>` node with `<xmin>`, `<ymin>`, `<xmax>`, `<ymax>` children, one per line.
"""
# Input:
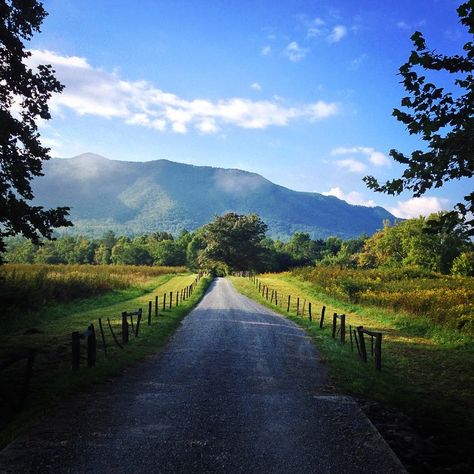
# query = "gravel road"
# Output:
<box><xmin>0</xmin><ymin>278</ymin><xmax>405</xmax><ymax>473</ymax></box>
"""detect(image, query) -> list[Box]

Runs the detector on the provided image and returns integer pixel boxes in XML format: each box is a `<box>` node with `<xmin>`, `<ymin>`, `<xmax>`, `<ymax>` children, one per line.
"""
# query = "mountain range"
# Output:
<box><xmin>32</xmin><ymin>153</ymin><xmax>395</xmax><ymax>239</ymax></box>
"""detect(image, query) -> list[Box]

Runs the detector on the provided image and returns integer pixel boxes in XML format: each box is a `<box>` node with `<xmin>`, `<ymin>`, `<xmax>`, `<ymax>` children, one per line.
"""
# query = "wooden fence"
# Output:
<box><xmin>243</xmin><ymin>273</ymin><xmax>383</xmax><ymax>371</ymax></box>
<box><xmin>70</xmin><ymin>272</ymin><xmax>205</xmax><ymax>371</ymax></box>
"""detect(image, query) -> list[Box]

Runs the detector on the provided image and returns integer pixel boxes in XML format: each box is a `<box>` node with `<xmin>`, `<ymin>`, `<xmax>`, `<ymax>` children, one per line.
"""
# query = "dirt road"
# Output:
<box><xmin>0</xmin><ymin>278</ymin><xmax>405</xmax><ymax>473</ymax></box>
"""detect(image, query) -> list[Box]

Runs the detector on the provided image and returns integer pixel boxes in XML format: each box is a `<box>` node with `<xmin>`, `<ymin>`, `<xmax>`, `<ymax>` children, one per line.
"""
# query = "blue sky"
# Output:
<box><xmin>29</xmin><ymin>0</ymin><xmax>471</xmax><ymax>218</ymax></box>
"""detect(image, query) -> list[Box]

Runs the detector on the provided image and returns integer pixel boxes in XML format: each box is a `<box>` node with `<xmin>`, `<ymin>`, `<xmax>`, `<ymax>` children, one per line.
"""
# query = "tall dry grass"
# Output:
<box><xmin>291</xmin><ymin>266</ymin><xmax>474</xmax><ymax>334</ymax></box>
<box><xmin>0</xmin><ymin>264</ymin><xmax>186</xmax><ymax>309</ymax></box>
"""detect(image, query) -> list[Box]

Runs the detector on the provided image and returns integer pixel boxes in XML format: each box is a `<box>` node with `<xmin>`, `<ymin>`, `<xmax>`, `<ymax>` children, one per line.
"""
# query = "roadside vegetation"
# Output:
<box><xmin>230</xmin><ymin>272</ymin><xmax>474</xmax><ymax>471</ymax></box>
<box><xmin>0</xmin><ymin>266</ymin><xmax>211</xmax><ymax>448</ymax></box>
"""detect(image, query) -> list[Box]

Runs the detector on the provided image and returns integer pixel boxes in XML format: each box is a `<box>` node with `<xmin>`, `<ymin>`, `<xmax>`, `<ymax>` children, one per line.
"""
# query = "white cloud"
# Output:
<box><xmin>285</xmin><ymin>41</ymin><xmax>309</xmax><ymax>62</ymax></box>
<box><xmin>322</xmin><ymin>187</ymin><xmax>376</xmax><ymax>207</ymax></box>
<box><xmin>261</xmin><ymin>45</ymin><xmax>271</xmax><ymax>56</ymax></box>
<box><xmin>335</xmin><ymin>159</ymin><xmax>367</xmax><ymax>173</ymax></box>
<box><xmin>327</xmin><ymin>25</ymin><xmax>347</xmax><ymax>43</ymax></box>
<box><xmin>307</xmin><ymin>17</ymin><xmax>326</xmax><ymax>38</ymax></box>
<box><xmin>331</xmin><ymin>146</ymin><xmax>391</xmax><ymax>167</ymax></box>
<box><xmin>27</xmin><ymin>49</ymin><xmax>340</xmax><ymax>134</ymax></box>
<box><xmin>196</xmin><ymin>119</ymin><xmax>218</xmax><ymax>134</ymax></box>
<box><xmin>389</xmin><ymin>197</ymin><xmax>450</xmax><ymax>219</ymax></box>
<box><xmin>250</xmin><ymin>82</ymin><xmax>262</xmax><ymax>91</ymax></box>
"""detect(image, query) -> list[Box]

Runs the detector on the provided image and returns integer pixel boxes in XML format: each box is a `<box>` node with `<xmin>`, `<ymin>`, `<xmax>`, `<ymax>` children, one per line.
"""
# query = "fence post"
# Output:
<box><xmin>176</xmin><ymin>291</ymin><xmax>179</xmax><ymax>307</ymax></box>
<box><xmin>319</xmin><ymin>305</ymin><xmax>326</xmax><ymax>328</ymax></box>
<box><xmin>340</xmin><ymin>314</ymin><xmax>346</xmax><ymax>343</ymax></box>
<box><xmin>332</xmin><ymin>313</ymin><xmax>337</xmax><ymax>338</ymax></box>
<box><xmin>155</xmin><ymin>295</ymin><xmax>158</xmax><ymax>317</ymax></box>
<box><xmin>163</xmin><ymin>293</ymin><xmax>166</xmax><ymax>311</ymax></box>
<box><xmin>308</xmin><ymin>302</ymin><xmax>312</xmax><ymax>321</ymax></box>
<box><xmin>135</xmin><ymin>309</ymin><xmax>142</xmax><ymax>337</ymax></box>
<box><xmin>266</xmin><ymin>287</ymin><xmax>269</xmax><ymax>300</ymax></box>
<box><xmin>72</xmin><ymin>331</ymin><xmax>81</xmax><ymax>371</ymax></box>
<box><xmin>169</xmin><ymin>291</ymin><xmax>173</xmax><ymax>309</ymax></box>
<box><xmin>296</xmin><ymin>298</ymin><xmax>300</xmax><ymax>316</ymax></box>
<box><xmin>122</xmin><ymin>312</ymin><xmax>129</xmax><ymax>344</ymax></box>
<box><xmin>87</xmin><ymin>324</ymin><xmax>96</xmax><ymax>368</ymax></box>
<box><xmin>148</xmin><ymin>301</ymin><xmax>152</xmax><ymax>325</ymax></box>
<box><xmin>357</xmin><ymin>326</ymin><xmax>367</xmax><ymax>362</ymax></box>
<box><xmin>275</xmin><ymin>291</ymin><xmax>278</xmax><ymax>305</ymax></box>
<box><xmin>287</xmin><ymin>295</ymin><xmax>291</xmax><ymax>312</ymax></box>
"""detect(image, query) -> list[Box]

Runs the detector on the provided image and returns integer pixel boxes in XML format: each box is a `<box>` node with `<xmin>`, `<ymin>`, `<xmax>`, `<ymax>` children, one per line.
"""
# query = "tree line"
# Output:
<box><xmin>5</xmin><ymin>212</ymin><xmax>473</xmax><ymax>276</ymax></box>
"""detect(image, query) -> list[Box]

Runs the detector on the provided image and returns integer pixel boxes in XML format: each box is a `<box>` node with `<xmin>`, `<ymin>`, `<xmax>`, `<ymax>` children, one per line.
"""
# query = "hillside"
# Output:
<box><xmin>32</xmin><ymin>153</ymin><xmax>395</xmax><ymax>239</ymax></box>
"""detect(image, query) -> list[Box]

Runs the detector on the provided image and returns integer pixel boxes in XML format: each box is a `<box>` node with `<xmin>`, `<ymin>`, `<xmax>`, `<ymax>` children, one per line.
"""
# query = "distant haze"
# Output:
<box><xmin>33</xmin><ymin>153</ymin><xmax>395</xmax><ymax>239</ymax></box>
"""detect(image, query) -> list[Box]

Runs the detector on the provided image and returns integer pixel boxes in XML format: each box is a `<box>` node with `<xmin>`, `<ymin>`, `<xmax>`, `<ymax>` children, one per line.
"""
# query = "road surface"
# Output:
<box><xmin>0</xmin><ymin>278</ymin><xmax>405</xmax><ymax>473</ymax></box>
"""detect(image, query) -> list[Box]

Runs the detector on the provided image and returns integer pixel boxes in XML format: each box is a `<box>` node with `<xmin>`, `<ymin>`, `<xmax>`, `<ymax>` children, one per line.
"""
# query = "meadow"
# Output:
<box><xmin>0</xmin><ymin>264</ymin><xmax>187</xmax><ymax>311</ymax></box>
<box><xmin>230</xmin><ymin>270</ymin><xmax>474</xmax><ymax>472</ymax></box>
<box><xmin>291</xmin><ymin>266</ymin><xmax>474</xmax><ymax>336</ymax></box>
<box><xmin>0</xmin><ymin>264</ymin><xmax>211</xmax><ymax>447</ymax></box>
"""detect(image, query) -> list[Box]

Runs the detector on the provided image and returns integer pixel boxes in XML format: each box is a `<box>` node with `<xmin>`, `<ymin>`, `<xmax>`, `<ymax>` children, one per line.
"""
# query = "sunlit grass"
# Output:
<box><xmin>0</xmin><ymin>268</ymin><xmax>211</xmax><ymax>448</ymax></box>
<box><xmin>230</xmin><ymin>273</ymin><xmax>474</xmax><ymax>465</ymax></box>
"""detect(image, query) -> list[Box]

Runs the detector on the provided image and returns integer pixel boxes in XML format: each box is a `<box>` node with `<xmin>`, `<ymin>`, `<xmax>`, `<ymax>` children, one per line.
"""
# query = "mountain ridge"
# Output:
<box><xmin>32</xmin><ymin>153</ymin><xmax>395</xmax><ymax>239</ymax></box>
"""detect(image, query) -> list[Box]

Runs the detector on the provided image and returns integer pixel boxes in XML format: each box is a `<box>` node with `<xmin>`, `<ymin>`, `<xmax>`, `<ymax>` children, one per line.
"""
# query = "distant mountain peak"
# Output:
<box><xmin>33</xmin><ymin>153</ymin><xmax>396</xmax><ymax>239</ymax></box>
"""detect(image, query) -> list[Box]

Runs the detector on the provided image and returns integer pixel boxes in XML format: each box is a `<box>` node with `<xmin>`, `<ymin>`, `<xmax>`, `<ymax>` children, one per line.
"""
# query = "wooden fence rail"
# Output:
<box><xmin>71</xmin><ymin>324</ymin><xmax>96</xmax><ymax>370</ymax></box>
<box><xmin>70</xmin><ymin>273</ymin><xmax>206</xmax><ymax>371</ymax></box>
<box><xmin>241</xmin><ymin>274</ymin><xmax>384</xmax><ymax>371</ymax></box>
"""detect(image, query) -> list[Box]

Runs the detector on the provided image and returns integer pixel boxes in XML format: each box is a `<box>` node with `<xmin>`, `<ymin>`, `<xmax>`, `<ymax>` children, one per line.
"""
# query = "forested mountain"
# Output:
<box><xmin>33</xmin><ymin>153</ymin><xmax>395</xmax><ymax>239</ymax></box>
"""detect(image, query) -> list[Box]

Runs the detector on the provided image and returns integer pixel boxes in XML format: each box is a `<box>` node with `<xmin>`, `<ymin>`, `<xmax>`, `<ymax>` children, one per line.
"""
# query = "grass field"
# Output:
<box><xmin>230</xmin><ymin>273</ymin><xmax>474</xmax><ymax>472</ymax></box>
<box><xmin>0</xmin><ymin>265</ymin><xmax>211</xmax><ymax>448</ymax></box>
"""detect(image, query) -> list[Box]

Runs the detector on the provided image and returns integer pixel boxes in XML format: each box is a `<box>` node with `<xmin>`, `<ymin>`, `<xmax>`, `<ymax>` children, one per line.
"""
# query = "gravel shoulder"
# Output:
<box><xmin>0</xmin><ymin>278</ymin><xmax>405</xmax><ymax>473</ymax></box>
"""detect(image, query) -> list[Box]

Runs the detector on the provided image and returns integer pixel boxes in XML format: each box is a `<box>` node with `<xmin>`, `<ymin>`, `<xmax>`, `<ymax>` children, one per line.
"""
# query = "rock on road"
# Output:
<box><xmin>0</xmin><ymin>278</ymin><xmax>405</xmax><ymax>473</ymax></box>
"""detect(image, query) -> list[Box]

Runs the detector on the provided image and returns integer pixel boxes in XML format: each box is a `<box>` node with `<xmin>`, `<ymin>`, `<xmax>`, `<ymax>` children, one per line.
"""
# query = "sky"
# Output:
<box><xmin>28</xmin><ymin>0</ymin><xmax>472</xmax><ymax>219</ymax></box>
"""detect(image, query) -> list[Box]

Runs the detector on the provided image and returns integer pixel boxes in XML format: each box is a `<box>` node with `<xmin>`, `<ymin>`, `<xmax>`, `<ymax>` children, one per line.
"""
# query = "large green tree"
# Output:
<box><xmin>364</xmin><ymin>1</ymin><xmax>473</xmax><ymax>234</ymax></box>
<box><xmin>0</xmin><ymin>0</ymin><xmax>71</xmax><ymax>261</ymax></box>
<box><xmin>200</xmin><ymin>213</ymin><xmax>268</xmax><ymax>272</ymax></box>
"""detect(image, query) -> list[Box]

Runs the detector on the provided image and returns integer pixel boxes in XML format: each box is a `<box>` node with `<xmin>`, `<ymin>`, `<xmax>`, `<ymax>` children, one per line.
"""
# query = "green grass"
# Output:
<box><xmin>0</xmin><ymin>271</ymin><xmax>212</xmax><ymax>448</ymax></box>
<box><xmin>230</xmin><ymin>274</ymin><xmax>474</xmax><ymax>470</ymax></box>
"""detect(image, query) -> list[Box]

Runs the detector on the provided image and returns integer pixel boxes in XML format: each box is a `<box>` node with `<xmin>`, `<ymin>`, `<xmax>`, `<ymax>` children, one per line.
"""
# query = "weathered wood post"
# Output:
<box><xmin>122</xmin><ymin>312</ymin><xmax>129</xmax><ymax>344</ymax></box>
<box><xmin>308</xmin><ymin>302</ymin><xmax>312</xmax><ymax>321</ymax></box>
<box><xmin>148</xmin><ymin>301</ymin><xmax>152</xmax><ymax>325</ymax></box>
<box><xmin>296</xmin><ymin>297</ymin><xmax>300</xmax><ymax>316</ymax></box>
<box><xmin>287</xmin><ymin>295</ymin><xmax>291</xmax><ymax>312</ymax></box>
<box><xmin>163</xmin><ymin>293</ymin><xmax>166</xmax><ymax>311</ymax></box>
<box><xmin>319</xmin><ymin>305</ymin><xmax>326</xmax><ymax>328</ymax></box>
<box><xmin>332</xmin><ymin>313</ymin><xmax>337</xmax><ymax>339</ymax></box>
<box><xmin>340</xmin><ymin>314</ymin><xmax>346</xmax><ymax>343</ymax></box>
<box><xmin>266</xmin><ymin>287</ymin><xmax>269</xmax><ymax>300</ymax></box>
<box><xmin>275</xmin><ymin>291</ymin><xmax>278</xmax><ymax>305</ymax></box>
<box><xmin>155</xmin><ymin>295</ymin><xmax>158</xmax><ymax>317</ymax></box>
<box><xmin>357</xmin><ymin>326</ymin><xmax>367</xmax><ymax>362</ymax></box>
<box><xmin>176</xmin><ymin>291</ymin><xmax>179</xmax><ymax>307</ymax></box>
<box><xmin>169</xmin><ymin>291</ymin><xmax>173</xmax><ymax>309</ymax></box>
<box><xmin>72</xmin><ymin>331</ymin><xmax>81</xmax><ymax>370</ymax></box>
<box><xmin>135</xmin><ymin>309</ymin><xmax>142</xmax><ymax>337</ymax></box>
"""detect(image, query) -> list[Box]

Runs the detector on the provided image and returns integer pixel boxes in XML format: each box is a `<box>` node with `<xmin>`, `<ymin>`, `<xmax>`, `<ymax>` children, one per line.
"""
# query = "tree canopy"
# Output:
<box><xmin>0</xmin><ymin>0</ymin><xmax>71</xmax><ymax>261</ymax></box>
<box><xmin>200</xmin><ymin>213</ymin><xmax>268</xmax><ymax>272</ymax></box>
<box><xmin>364</xmin><ymin>1</ymin><xmax>474</xmax><ymax>234</ymax></box>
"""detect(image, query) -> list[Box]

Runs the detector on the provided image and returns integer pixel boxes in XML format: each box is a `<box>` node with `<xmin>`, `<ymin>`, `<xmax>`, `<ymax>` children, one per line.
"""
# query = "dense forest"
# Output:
<box><xmin>4</xmin><ymin>211</ymin><xmax>473</xmax><ymax>276</ymax></box>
